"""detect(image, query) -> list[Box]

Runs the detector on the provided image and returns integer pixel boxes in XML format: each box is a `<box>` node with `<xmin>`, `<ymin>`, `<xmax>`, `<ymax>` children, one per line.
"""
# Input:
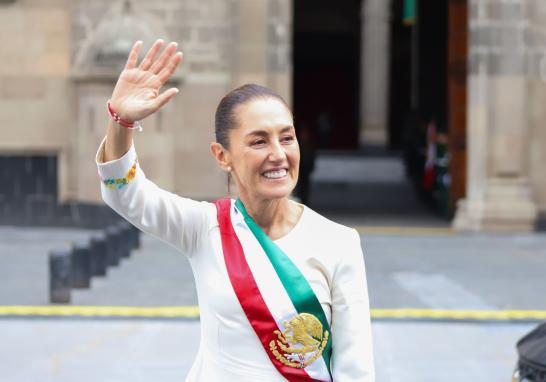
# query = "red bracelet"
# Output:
<box><xmin>107</xmin><ymin>101</ymin><xmax>143</xmax><ymax>132</ymax></box>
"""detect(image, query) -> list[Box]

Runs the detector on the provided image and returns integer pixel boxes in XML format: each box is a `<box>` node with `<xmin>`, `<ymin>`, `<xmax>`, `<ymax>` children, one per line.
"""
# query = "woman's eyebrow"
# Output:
<box><xmin>246</xmin><ymin>130</ymin><xmax>268</xmax><ymax>137</ymax></box>
<box><xmin>280</xmin><ymin>126</ymin><xmax>295</xmax><ymax>133</ymax></box>
<box><xmin>245</xmin><ymin>126</ymin><xmax>294</xmax><ymax>137</ymax></box>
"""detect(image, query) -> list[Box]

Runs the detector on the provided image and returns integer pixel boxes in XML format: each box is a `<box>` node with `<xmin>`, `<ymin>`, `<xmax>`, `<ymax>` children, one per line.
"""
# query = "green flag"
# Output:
<box><xmin>404</xmin><ymin>0</ymin><xmax>416</xmax><ymax>26</ymax></box>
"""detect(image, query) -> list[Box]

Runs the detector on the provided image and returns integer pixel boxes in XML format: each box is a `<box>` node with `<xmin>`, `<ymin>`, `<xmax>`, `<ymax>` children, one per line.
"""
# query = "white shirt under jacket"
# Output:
<box><xmin>95</xmin><ymin>137</ymin><xmax>375</xmax><ymax>381</ymax></box>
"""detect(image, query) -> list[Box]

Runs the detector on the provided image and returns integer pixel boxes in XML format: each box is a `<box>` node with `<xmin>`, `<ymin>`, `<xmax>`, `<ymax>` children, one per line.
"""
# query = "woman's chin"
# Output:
<box><xmin>257</xmin><ymin>184</ymin><xmax>294</xmax><ymax>200</ymax></box>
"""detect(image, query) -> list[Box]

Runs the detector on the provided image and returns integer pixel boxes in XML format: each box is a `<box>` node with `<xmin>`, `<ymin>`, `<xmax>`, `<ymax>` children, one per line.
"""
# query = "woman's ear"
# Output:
<box><xmin>210</xmin><ymin>142</ymin><xmax>231</xmax><ymax>171</ymax></box>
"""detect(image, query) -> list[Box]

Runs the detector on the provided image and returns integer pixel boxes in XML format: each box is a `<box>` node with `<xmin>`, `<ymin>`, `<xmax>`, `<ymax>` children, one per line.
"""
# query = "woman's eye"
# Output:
<box><xmin>252</xmin><ymin>139</ymin><xmax>266</xmax><ymax>146</ymax></box>
<box><xmin>282</xmin><ymin>136</ymin><xmax>295</xmax><ymax>143</ymax></box>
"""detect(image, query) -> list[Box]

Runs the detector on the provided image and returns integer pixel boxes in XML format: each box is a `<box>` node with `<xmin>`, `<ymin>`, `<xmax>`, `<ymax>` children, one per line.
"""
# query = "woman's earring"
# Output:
<box><xmin>226</xmin><ymin>166</ymin><xmax>232</xmax><ymax>195</ymax></box>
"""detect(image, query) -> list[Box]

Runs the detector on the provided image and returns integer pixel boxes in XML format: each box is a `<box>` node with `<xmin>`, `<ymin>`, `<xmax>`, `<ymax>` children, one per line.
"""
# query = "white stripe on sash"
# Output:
<box><xmin>232</xmin><ymin>206</ymin><xmax>332</xmax><ymax>382</ymax></box>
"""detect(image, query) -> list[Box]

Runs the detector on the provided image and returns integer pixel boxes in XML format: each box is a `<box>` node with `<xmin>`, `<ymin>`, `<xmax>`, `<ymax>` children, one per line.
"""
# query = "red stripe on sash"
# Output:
<box><xmin>215</xmin><ymin>198</ymin><xmax>319</xmax><ymax>382</ymax></box>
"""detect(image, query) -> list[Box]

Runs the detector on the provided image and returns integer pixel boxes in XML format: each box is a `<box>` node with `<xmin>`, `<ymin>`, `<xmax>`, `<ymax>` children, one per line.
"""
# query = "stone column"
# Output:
<box><xmin>527</xmin><ymin>1</ymin><xmax>546</xmax><ymax>221</ymax></box>
<box><xmin>360</xmin><ymin>0</ymin><xmax>391</xmax><ymax>146</ymax></box>
<box><xmin>453</xmin><ymin>0</ymin><xmax>538</xmax><ymax>231</ymax></box>
<box><xmin>232</xmin><ymin>0</ymin><xmax>268</xmax><ymax>86</ymax></box>
<box><xmin>266</xmin><ymin>0</ymin><xmax>292</xmax><ymax>106</ymax></box>
<box><xmin>232</xmin><ymin>0</ymin><xmax>292</xmax><ymax>105</ymax></box>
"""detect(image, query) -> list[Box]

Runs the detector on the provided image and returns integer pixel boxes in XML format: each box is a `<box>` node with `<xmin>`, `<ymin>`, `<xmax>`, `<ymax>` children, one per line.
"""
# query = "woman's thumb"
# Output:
<box><xmin>154</xmin><ymin>88</ymin><xmax>179</xmax><ymax>110</ymax></box>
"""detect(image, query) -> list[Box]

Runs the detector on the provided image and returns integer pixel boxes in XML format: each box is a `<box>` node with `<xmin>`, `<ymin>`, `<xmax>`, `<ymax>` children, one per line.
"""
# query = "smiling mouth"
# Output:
<box><xmin>262</xmin><ymin>169</ymin><xmax>287</xmax><ymax>179</ymax></box>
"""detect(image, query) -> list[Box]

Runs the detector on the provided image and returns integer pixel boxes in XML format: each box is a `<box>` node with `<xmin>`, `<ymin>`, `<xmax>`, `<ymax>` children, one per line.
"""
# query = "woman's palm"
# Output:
<box><xmin>113</xmin><ymin>69</ymin><xmax>161</xmax><ymax>120</ymax></box>
<box><xmin>110</xmin><ymin>40</ymin><xmax>182</xmax><ymax>122</ymax></box>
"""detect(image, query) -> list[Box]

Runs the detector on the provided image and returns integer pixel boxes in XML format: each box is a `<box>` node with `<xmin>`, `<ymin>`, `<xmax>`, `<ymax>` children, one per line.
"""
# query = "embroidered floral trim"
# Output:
<box><xmin>101</xmin><ymin>158</ymin><xmax>138</xmax><ymax>190</ymax></box>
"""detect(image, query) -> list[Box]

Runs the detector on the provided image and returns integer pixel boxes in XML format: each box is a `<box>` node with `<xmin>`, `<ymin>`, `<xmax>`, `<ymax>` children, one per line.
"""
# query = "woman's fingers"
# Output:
<box><xmin>138</xmin><ymin>39</ymin><xmax>164</xmax><ymax>71</ymax></box>
<box><xmin>150</xmin><ymin>42</ymin><xmax>178</xmax><ymax>74</ymax></box>
<box><xmin>153</xmin><ymin>87</ymin><xmax>179</xmax><ymax>110</ymax></box>
<box><xmin>158</xmin><ymin>52</ymin><xmax>183</xmax><ymax>84</ymax></box>
<box><xmin>124</xmin><ymin>41</ymin><xmax>143</xmax><ymax>70</ymax></box>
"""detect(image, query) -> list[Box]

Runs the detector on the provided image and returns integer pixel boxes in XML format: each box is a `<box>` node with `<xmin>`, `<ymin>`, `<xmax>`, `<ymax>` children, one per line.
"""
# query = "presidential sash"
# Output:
<box><xmin>214</xmin><ymin>198</ymin><xmax>332</xmax><ymax>382</ymax></box>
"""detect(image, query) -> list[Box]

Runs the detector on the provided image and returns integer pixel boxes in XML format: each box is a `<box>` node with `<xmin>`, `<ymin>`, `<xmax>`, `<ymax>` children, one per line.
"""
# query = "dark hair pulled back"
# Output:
<box><xmin>214</xmin><ymin>83</ymin><xmax>289</xmax><ymax>149</ymax></box>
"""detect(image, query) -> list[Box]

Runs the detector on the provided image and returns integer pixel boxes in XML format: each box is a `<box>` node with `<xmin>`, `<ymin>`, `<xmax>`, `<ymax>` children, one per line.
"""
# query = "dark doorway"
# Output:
<box><xmin>293</xmin><ymin>0</ymin><xmax>466</xmax><ymax>223</ymax></box>
<box><xmin>292</xmin><ymin>0</ymin><xmax>361</xmax><ymax>150</ymax></box>
<box><xmin>388</xmin><ymin>0</ymin><xmax>469</xmax><ymax>218</ymax></box>
<box><xmin>389</xmin><ymin>0</ymin><xmax>449</xmax><ymax>150</ymax></box>
<box><xmin>388</xmin><ymin>0</ymin><xmax>413</xmax><ymax>151</ymax></box>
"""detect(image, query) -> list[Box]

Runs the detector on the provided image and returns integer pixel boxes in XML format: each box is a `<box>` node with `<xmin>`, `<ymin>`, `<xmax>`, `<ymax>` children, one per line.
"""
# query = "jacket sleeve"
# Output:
<box><xmin>95</xmin><ymin>136</ymin><xmax>214</xmax><ymax>256</ymax></box>
<box><xmin>330</xmin><ymin>228</ymin><xmax>375</xmax><ymax>381</ymax></box>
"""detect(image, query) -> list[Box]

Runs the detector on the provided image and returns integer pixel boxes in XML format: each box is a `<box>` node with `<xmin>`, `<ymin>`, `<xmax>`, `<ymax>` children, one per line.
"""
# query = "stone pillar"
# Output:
<box><xmin>266</xmin><ymin>0</ymin><xmax>292</xmax><ymax>106</ymax></box>
<box><xmin>232</xmin><ymin>0</ymin><xmax>292</xmax><ymax>105</ymax></box>
<box><xmin>453</xmin><ymin>0</ymin><xmax>538</xmax><ymax>231</ymax></box>
<box><xmin>232</xmin><ymin>0</ymin><xmax>268</xmax><ymax>87</ymax></box>
<box><xmin>360</xmin><ymin>0</ymin><xmax>391</xmax><ymax>146</ymax></box>
<box><xmin>527</xmin><ymin>1</ymin><xmax>546</xmax><ymax>220</ymax></box>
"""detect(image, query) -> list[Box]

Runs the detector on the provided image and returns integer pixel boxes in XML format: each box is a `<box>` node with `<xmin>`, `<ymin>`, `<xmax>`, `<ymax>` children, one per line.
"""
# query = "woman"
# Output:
<box><xmin>96</xmin><ymin>39</ymin><xmax>375</xmax><ymax>381</ymax></box>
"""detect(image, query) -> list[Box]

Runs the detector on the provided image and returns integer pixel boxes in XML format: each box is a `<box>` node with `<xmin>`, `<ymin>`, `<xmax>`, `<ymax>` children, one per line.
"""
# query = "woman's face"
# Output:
<box><xmin>227</xmin><ymin>97</ymin><xmax>299</xmax><ymax>201</ymax></box>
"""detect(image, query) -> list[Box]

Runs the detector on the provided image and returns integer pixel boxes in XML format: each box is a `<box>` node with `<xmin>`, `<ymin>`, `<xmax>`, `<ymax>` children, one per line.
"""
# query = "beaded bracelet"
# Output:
<box><xmin>107</xmin><ymin>101</ymin><xmax>143</xmax><ymax>132</ymax></box>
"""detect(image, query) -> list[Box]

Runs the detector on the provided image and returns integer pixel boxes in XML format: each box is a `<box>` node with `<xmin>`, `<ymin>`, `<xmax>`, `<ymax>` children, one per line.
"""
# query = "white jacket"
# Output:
<box><xmin>96</xmin><ymin>137</ymin><xmax>375</xmax><ymax>381</ymax></box>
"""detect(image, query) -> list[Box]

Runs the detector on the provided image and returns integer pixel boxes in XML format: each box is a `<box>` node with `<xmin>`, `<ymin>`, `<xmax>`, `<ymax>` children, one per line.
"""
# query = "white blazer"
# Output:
<box><xmin>96</xmin><ymin>137</ymin><xmax>375</xmax><ymax>381</ymax></box>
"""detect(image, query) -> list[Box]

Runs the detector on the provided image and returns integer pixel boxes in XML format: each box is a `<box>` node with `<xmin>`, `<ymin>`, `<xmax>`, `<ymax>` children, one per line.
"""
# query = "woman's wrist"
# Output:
<box><xmin>107</xmin><ymin>100</ymin><xmax>143</xmax><ymax>132</ymax></box>
<box><xmin>104</xmin><ymin>119</ymin><xmax>133</xmax><ymax>162</ymax></box>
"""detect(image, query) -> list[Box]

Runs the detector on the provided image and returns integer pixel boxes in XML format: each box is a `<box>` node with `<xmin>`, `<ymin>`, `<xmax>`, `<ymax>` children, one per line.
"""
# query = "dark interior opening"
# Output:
<box><xmin>389</xmin><ymin>0</ymin><xmax>448</xmax><ymax>150</ymax></box>
<box><xmin>0</xmin><ymin>155</ymin><xmax>58</xmax><ymax>220</ymax></box>
<box><xmin>292</xmin><ymin>0</ymin><xmax>361</xmax><ymax>150</ymax></box>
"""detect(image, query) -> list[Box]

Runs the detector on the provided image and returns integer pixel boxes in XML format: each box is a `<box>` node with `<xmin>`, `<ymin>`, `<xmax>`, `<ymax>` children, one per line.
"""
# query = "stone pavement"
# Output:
<box><xmin>364</xmin><ymin>232</ymin><xmax>546</xmax><ymax>311</ymax></box>
<box><xmin>0</xmin><ymin>226</ymin><xmax>100</xmax><ymax>305</ymax></box>
<box><xmin>309</xmin><ymin>154</ymin><xmax>451</xmax><ymax>228</ymax></box>
<box><xmin>0</xmin><ymin>318</ymin><xmax>535</xmax><ymax>381</ymax></box>
<box><xmin>3</xmin><ymin>226</ymin><xmax>546</xmax><ymax>311</ymax></box>
<box><xmin>0</xmin><ymin>226</ymin><xmax>196</xmax><ymax>307</ymax></box>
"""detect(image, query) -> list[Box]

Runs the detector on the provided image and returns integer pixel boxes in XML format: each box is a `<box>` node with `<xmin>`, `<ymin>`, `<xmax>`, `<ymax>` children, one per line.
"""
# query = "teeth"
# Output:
<box><xmin>263</xmin><ymin>169</ymin><xmax>287</xmax><ymax>179</ymax></box>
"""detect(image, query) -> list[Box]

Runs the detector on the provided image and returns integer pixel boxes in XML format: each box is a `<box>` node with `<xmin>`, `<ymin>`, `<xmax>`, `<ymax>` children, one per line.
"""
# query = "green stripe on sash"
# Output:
<box><xmin>235</xmin><ymin>199</ymin><xmax>332</xmax><ymax>375</ymax></box>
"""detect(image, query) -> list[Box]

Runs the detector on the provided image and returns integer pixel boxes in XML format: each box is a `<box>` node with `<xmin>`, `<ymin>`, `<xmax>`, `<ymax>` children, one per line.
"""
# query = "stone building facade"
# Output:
<box><xmin>69</xmin><ymin>0</ymin><xmax>293</xmax><ymax>203</ymax></box>
<box><xmin>453</xmin><ymin>0</ymin><xmax>546</xmax><ymax>230</ymax></box>
<box><xmin>0</xmin><ymin>0</ymin><xmax>291</xmax><ymax>225</ymax></box>
<box><xmin>0</xmin><ymin>0</ymin><xmax>545</xmax><ymax>231</ymax></box>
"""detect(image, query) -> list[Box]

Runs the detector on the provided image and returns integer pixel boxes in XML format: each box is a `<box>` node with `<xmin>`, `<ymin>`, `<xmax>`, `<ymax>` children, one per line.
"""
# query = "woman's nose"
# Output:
<box><xmin>268</xmin><ymin>141</ymin><xmax>286</xmax><ymax>162</ymax></box>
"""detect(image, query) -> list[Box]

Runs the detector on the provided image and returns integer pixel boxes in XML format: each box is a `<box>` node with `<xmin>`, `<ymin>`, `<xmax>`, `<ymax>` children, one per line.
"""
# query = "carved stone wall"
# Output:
<box><xmin>0</xmin><ymin>0</ymin><xmax>293</xmax><ymax>219</ymax></box>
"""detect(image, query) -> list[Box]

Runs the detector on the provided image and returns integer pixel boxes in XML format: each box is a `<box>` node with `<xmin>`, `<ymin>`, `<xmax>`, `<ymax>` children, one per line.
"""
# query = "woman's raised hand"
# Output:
<box><xmin>110</xmin><ymin>39</ymin><xmax>183</xmax><ymax>123</ymax></box>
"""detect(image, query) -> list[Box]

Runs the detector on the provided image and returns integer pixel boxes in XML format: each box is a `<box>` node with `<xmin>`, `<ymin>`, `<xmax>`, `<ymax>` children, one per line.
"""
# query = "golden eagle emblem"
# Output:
<box><xmin>269</xmin><ymin>313</ymin><xmax>329</xmax><ymax>368</ymax></box>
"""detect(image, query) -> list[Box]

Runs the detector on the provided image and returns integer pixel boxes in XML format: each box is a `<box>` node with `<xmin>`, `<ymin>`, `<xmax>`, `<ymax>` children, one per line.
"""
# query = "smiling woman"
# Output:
<box><xmin>210</xmin><ymin>85</ymin><xmax>301</xmax><ymax>235</ymax></box>
<box><xmin>95</xmin><ymin>39</ymin><xmax>375</xmax><ymax>381</ymax></box>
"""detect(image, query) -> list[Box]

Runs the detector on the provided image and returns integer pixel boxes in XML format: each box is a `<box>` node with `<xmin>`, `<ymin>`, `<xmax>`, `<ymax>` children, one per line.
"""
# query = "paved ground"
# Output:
<box><xmin>3</xmin><ymin>226</ymin><xmax>546</xmax><ymax>311</ymax></box>
<box><xmin>365</xmin><ymin>232</ymin><xmax>546</xmax><ymax>311</ymax></box>
<box><xmin>0</xmin><ymin>318</ymin><xmax>533</xmax><ymax>381</ymax></box>
<box><xmin>0</xmin><ymin>226</ymin><xmax>196</xmax><ymax>307</ymax></box>
<box><xmin>310</xmin><ymin>155</ymin><xmax>450</xmax><ymax>227</ymax></box>
<box><xmin>0</xmin><ymin>227</ymin><xmax>100</xmax><ymax>305</ymax></box>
